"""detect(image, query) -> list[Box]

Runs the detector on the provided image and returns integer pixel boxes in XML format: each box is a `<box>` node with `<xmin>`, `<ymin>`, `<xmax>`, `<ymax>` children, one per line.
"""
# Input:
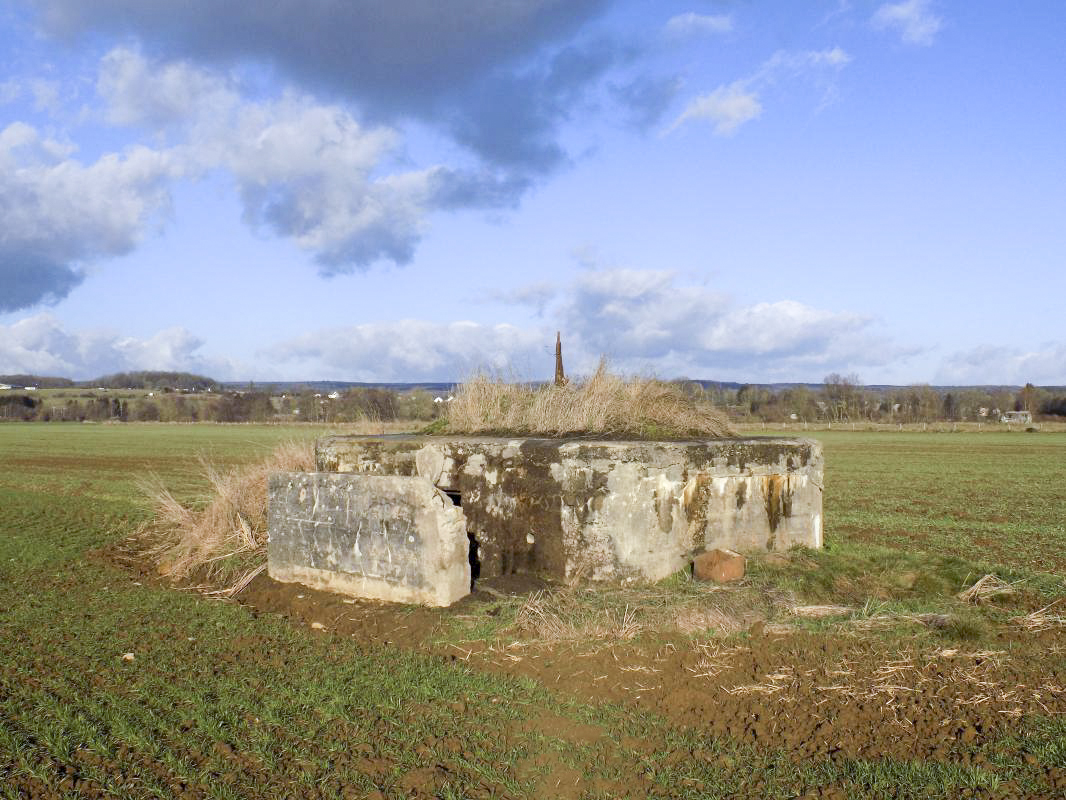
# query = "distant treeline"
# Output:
<box><xmin>688</xmin><ymin>375</ymin><xmax>1066</xmax><ymax>423</ymax></box>
<box><xmin>3</xmin><ymin>371</ymin><xmax>1065</xmax><ymax>424</ymax></box>
<box><xmin>0</xmin><ymin>386</ymin><xmax>442</xmax><ymax>423</ymax></box>
<box><xmin>1</xmin><ymin>371</ymin><xmax>218</xmax><ymax>391</ymax></box>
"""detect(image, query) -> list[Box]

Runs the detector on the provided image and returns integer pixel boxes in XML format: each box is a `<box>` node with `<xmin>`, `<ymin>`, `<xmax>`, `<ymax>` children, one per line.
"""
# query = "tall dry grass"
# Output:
<box><xmin>137</xmin><ymin>440</ymin><xmax>314</xmax><ymax>592</ymax></box>
<box><xmin>444</xmin><ymin>360</ymin><xmax>733</xmax><ymax>439</ymax></box>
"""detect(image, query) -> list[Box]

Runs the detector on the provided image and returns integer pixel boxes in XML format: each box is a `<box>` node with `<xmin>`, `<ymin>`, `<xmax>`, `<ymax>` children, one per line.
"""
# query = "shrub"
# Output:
<box><xmin>138</xmin><ymin>440</ymin><xmax>314</xmax><ymax>592</ymax></box>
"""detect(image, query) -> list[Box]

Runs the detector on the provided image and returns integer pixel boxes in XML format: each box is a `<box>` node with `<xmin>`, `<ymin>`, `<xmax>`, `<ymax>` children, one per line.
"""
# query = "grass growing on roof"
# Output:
<box><xmin>442</xmin><ymin>359</ymin><xmax>733</xmax><ymax>439</ymax></box>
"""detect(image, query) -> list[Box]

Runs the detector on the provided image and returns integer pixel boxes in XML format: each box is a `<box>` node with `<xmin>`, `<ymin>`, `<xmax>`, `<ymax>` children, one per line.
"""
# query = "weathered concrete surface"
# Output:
<box><xmin>316</xmin><ymin>435</ymin><xmax>823</xmax><ymax>584</ymax></box>
<box><xmin>267</xmin><ymin>472</ymin><xmax>469</xmax><ymax>606</ymax></box>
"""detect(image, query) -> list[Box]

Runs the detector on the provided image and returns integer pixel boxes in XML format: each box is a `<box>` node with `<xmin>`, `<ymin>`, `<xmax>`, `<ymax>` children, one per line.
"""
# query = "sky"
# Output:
<box><xmin>1</xmin><ymin>0</ymin><xmax>1064</xmax><ymax>386</ymax></box>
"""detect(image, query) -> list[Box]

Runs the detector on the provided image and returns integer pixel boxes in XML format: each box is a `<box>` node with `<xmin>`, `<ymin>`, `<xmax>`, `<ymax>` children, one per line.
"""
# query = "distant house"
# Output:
<box><xmin>1000</xmin><ymin>410</ymin><xmax>1032</xmax><ymax>424</ymax></box>
<box><xmin>24</xmin><ymin>386</ymin><xmax>37</xmax><ymax>391</ymax></box>
<box><xmin>0</xmin><ymin>383</ymin><xmax>11</xmax><ymax>390</ymax></box>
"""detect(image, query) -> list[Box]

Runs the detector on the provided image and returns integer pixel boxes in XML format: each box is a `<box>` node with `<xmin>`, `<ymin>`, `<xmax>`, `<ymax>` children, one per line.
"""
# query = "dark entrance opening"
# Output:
<box><xmin>467</xmin><ymin>533</ymin><xmax>481</xmax><ymax>590</ymax></box>
<box><xmin>442</xmin><ymin>490</ymin><xmax>480</xmax><ymax>590</ymax></box>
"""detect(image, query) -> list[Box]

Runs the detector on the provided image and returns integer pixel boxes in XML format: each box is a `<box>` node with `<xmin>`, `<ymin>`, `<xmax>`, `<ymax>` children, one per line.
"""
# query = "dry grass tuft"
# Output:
<box><xmin>512</xmin><ymin>589</ymin><xmax>643</xmax><ymax>642</ymax></box>
<box><xmin>444</xmin><ymin>360</ymin><xmax>733</xmax><ymax>439</ymax></box>
<box><xmin>956</xmin><ymin>574</ymin><xmax>1019</xmax><ymax>604</ymax></box>
<box><xmin>504</xmin><ymin>582</ymin><xmax>760</xmax><ymax>644</ymax></box>
<box><xmin>787</xmin><ymin>604</ymin><xmax>855</xmax><ymax>619</ymax></box>
<box><xmin>1011</xmin><ymin>600</ymin><xmax>1066</xmax><ymax>632</ymax></box>
<box><xmin>137</xmin><ymin>440</ymin><xmax>314</xmax><ymax>591</ymax></box>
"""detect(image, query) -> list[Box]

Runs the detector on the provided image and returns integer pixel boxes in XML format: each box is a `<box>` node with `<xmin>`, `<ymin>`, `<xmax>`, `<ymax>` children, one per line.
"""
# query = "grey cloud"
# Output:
<box><xmin>0</xmin><ymin>256</ymin><xmax>83</xmax><ymax>312</ymax></box>
<box><xmin>446</xmin><ymin>38</ymin><xmax>623</xmax><ymax>173</ymax></box>
<box><xmin>428</xmin><ymin>168</ymin><xmax>532</xmax><ymax>211</ymax></box>
<box><xmin>37</xmin><ymin>0</ymin><xmax>605</xmax><ymax>105</ymax></box>
<box><xmin>612</xmin><ymin>74</ymin><xmax>682</xmax><ymax>131</ymax></box>
<box><xmin>36</xmin><ymin>0</ymin><xmax>612</xmax><ymax>173</ymax></box>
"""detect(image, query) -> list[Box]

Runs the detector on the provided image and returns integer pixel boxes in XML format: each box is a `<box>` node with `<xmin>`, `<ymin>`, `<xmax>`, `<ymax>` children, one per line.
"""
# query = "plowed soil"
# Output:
<box><xmin>232</xmin><ymin>571</ymin><xmax>1066</xmax><ymax>798</ymax></box>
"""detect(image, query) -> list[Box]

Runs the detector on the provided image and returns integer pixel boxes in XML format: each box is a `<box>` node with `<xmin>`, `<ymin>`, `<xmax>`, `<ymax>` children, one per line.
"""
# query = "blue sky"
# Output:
<box><xmin>1</xmin><ymin>0</ymin><xmax>1064</xmax><ymax>385</ymax></box>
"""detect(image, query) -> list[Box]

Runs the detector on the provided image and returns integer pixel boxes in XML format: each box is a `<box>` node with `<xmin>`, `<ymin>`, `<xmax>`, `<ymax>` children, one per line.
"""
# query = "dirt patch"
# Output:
<box><xmin>96</xmin><ymin>542</ymin><xmax>1066</xmax><ymax>798</ymax></box>
<box><xmin>228</xmin><ymin>565</ymin><xmax>1066</xmax><ymax>781</ymax></box>
<box><xmin>458</xmin><ymin>629</ymin><xmax>1066</xmax><ymax>769</ymax></box>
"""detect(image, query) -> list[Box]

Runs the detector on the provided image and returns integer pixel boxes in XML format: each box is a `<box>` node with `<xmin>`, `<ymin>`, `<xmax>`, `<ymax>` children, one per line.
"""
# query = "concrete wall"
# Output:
<box><xmin>268</xmin><ymin>472</ymin><xmax>469</xmax><ymax>606</ymax></box>
<box><xmin>314</xmin><ymin>435</ymin><xmax>823</xmax><ymax>584</ymax></box>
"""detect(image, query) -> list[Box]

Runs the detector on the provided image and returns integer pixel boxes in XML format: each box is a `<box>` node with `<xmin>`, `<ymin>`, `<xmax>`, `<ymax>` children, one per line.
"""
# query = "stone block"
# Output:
<box><xmin>267</xmin><ymin>472</ymin><xmax>469</xmax><ymax>607</ymax></box>
<box><xmin>693</xmin><ymin>548</ymin><xmax>746</xmax><ymax>583</ymax></box>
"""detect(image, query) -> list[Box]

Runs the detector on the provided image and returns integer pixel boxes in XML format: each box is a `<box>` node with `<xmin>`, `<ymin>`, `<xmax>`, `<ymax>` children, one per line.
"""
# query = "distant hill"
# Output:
<box><xmin>0</xmin><ymin>375</ymin><xmax>74</xmax><ymax>389</ymax></box>
<box><xmin>93</xmin><ymin>371</ymin><xmax>220</xmax><ymax>391</ymax></box>
<box><xmin>220</xmin><ymin>380</ymin><xmax>458</xmax><ymax>393</ymax></box>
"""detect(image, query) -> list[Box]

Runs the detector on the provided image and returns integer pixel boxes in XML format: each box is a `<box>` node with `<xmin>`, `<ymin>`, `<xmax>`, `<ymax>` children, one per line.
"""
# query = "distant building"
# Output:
<box><xmin>0</xmin><ymin>383</ymin><xmax>11</xmax><ymax>390</ymax></box>
<box><xmin>1000</xmin><ymin>410</ymin><xmax>1032</xmax><ymax>424</ymax></box>
<box><xmin>328</xmin><ymin>391</ymin><xmax>340</xmax><ymax>399</ymax></box>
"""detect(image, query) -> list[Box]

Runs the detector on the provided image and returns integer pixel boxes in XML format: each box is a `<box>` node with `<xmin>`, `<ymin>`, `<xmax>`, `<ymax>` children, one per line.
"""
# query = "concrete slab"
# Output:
<box><xmin>267</xmin><ymin>472</ymin><xmax>470</xmax><ymax>606</ymax></box>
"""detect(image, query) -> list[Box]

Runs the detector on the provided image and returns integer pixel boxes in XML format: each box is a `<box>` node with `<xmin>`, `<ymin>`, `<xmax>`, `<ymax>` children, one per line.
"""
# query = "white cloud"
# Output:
<box><xmin>557</xmin><ymin>269</ymin><xmax>899</xmax><ymax>378</ymax></box>
<box><xmin>98</xmin><ymin>46</ymin><xmax>233</xmax><ymax>129</ymax></box>
<box><xmin>668</xmin><ymin>47</ymin><xmax>850</xmax><ymax>135</ymax></box>
<box><xmin>267</xmin><ymin>321</ymin><xmax>548</xmax><ymax>382</ymax></box>
<box><xmin>872</xmin><ymin>0</ymin><xmax>942</xmax><ymax>46</ymax></box>
<box><xmin>97</xmin><ymin>47</ymin><xmax>511</xmax><ymax>271</ymax></box>
<box><xmin>3</xmin><ymin>269</ymin><xmax>915</xmax><ymax>382</ymax></box>
<box><xmin>488</xmin><ymin>282</ymin><xmax>558</xmax><ymax>316</ymax></box>
<box><xmin>4</xmin><ymin>42</ymin><xmax>557</xmax><ymax>314</ymax></box>
<box><xmin>0</xmin><ymin>314</ymin><xmax>235</xmax><ymax>379</ymax></box>
<box><xmin>935</xmin><ymin>344</ymin><xmax>1066</xmax><ymax>386</ymax></box>
<box><xmin>263</xmin><ymin>269</ymin><xmax>911</xmax><ymax>382</ymax></box>
<box><xmin>0</xmin><ymin>120</ymin><xmax>178</xmax><ymax>311</ymax></box>
<box><xmin>670</xmin><ymin>81</ymin><xmax>762</xmax><ymax>135</ymax></box>
<box><xmin>664</xmin><ymin>12</ymin><xmax>732</xmax><ymax>38</ymax></box>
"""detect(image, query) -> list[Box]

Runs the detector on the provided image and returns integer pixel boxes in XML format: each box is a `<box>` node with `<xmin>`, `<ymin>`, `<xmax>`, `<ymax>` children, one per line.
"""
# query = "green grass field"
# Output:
<box><xmin>1</xmin><ymin>424</ymin><xmax>1063</xmax><ymax>799</ymax></box>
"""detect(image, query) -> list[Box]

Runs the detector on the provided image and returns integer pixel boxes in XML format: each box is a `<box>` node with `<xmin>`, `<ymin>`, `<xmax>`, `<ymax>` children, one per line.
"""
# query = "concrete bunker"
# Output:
<box><xmin>266</xmin><ymin>439</ymin><xmax>822</xmax><ymax>605</ymax></box>
<box><xmin>268</xmin><ymin>435</ymin><xmax>823</xmax><ymax>606</ymax></box>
